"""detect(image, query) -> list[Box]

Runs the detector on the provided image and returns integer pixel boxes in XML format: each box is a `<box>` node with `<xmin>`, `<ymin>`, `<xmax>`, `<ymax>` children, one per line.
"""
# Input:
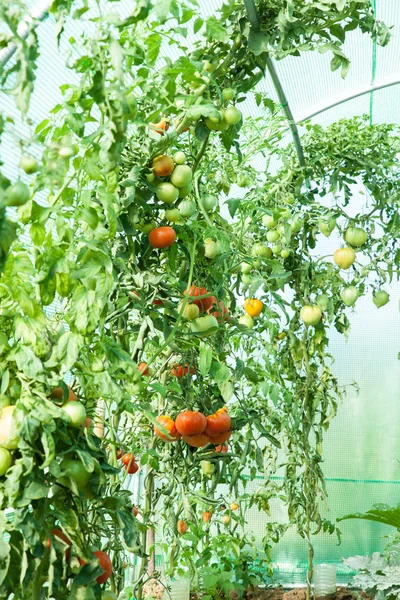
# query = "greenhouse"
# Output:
<box><xmin>0</xmin><ymin>0</ymin><xmax>399</xmax><ymax>599</ymax></box>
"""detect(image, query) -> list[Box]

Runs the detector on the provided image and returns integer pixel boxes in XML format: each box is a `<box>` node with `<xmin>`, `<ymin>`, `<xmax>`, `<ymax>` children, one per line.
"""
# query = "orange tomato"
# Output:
<box><xmin>150</xmin><ymin>118</ymin><xmax>169</xmax><ymax>135</ymax></box>
<box><xmin>230</xmin><ymin>502</ymin><xmax>238</xmax><ymax>511</ymax></box>
<box><xmin>152</xmin><ymin>155</ymin><xmax>174</xmax><ymax>177</ymax></box>
<box><xmin>170</xmin><ymin>364</ymin><xmax>195</xmax><ymax>378</ymax></box>
<box><xmin>222</xmin><ymin>515</ymin><xmax>231</xmax><ymax>525</ymax></box>
<box><xmin>209</xmin><ymin>430</ymin><xmax>232</xmax><ymax>444</ymax></box>
<box><xmin>122</xmin><ymin>454</ymin><xmax>139</xmax><ymax>474</ymax></box>
<box><xmin>202</xmin><ymin>511</ymin><xmax>212</xmax><ymax>523</ymax></box>
<box><xmin>148</xmin><ymin>226</ymin><xmax>176</xmax><ymax>249</ymax></box>
<box><xmin>177</xmin><ymin>520</ymin><xmax>188</xmax><ymax>534</ymax></box>
<box><xmin>154</xmin><ymin>415</ymin><xmax>181</xmax><ymax>442</ymax></box>
<box><xmin>205</xmin><ymin>406</ymin><xmax>231</xmax><ymax>437</ymax></box>
<box><xmin>183</xmin><ymin>433</ymin><xmax>210</xmax><ymax>448</ymax></box>
<box><xmin>138</xmin><ymin>362</ymin><xmax>151</xmax><ymax>376</ymax></box>
<box><xmin>132</xmin><ymin>506</ymin><xmax>139</xmax><ymax>517</ymax></box>
<box><xmin>175</xmin><ymin>411</ymin><xmax>207</xmax><ymax>436</ymax></box>
<box><xmin>51</xmin><ymin>385</ymin><xmax>77</xmax><ymax>403</ymax></box>
<box><xmin>215</xmin><ymin>443</ymin><xmax>229</xmax><ymax>453</ymax></box>
<box><xmin>244</xmin><ymin>298</ymin><xmax>263</xmax><ymax>317</ymax></box>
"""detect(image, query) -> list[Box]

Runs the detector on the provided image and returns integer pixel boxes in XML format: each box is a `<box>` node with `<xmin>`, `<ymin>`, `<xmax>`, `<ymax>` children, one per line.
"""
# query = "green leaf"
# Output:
<box><xmin>226</xmin><ymin>198</ymin><xmax>241</xmax><ymax>219</ymax></box>
<box><xmin>0</xmin><ymin>539</ymin><xmax>10</xmax><ymax>586</ymax></box>
<box><xmin>41</xmin><ymin>427</ymin><xmax>55</xmax><ymax>469</ymax></box>
<box><xmin>218</xmin><ymin>380</ymin><xmax>233</xmax><ymax>402</ymax></box>
<box><xmin>55</xmin><ymin>331</ymin><xmax>85</xmax><ymax>371</ymax></box>
<box><xmin>247</xmin><ymin>30</ymin><xmax>269</xmax><ymax>56</ymax></box>
<box><xmin>205</xmin><ymin>17</ymin><xmax>229</xmax><ymax>42</ymax></box>
<box><xmin>199</xmin><ymin>344</ymin><xmax>212</xmax><ymax>377</ymax></box>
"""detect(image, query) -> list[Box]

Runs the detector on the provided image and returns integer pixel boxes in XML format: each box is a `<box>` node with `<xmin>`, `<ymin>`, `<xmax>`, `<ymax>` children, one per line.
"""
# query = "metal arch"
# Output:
<box><xmin>295</xmin><ymin>77</ymin><xmax>400</xmax><ymax>124</ymax></box>
<box><xmin>0</xmin><ymin>0</ymin><xmax>52</xmax><ymax>66</ymax></box>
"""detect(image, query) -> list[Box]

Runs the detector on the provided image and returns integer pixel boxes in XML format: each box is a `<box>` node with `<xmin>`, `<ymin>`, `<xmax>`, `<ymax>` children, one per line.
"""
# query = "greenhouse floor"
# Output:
<box><xmin>243</xmin><ymin>587</ymin><xmax>370</xmax><ymax>600</ymax></box>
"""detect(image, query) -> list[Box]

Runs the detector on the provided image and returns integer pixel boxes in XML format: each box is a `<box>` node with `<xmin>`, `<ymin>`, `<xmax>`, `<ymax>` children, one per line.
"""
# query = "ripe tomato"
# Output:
<box><xmin>152</xmin><ymin>155</ymin><xmax>175</xmax><ymax>177</ymax></box>
<box><xmin>340</xmin><ymin>286</ymin><xmax>359</xmax><ymax>307</ymax></box>
<box><xmin>20</xmin><ymin>155</ymin><xmax>39</xmax><ymax>174</ymax></box>
<box><xmin>94</xmin><ymin>550</ymin><xmax>112</xmax><ymax>585</ymax></box>
<box><xmin>344</xmin><ymin>226</ymin><xmax>367</xmax><ymax>247</ymax></box>
<box><xmin>132</xmin><ymin>506</ymin><xmax>139</xmax><ymax>517</ymax></box>
<box><xmin>177</xmin><ymin>520</ymin><xmax>188</xmax><ymax>534</ymax></box>
<box><xmin>154</xmin><ymin>415</ymin><xmax>181</xmax><ymax>442</ymax></box>
<box><xmin>59</xmin><ymin>459</ymin><xmax>91</xmax><ymax>488</ymax></box>
<box><xmin>205</xmin><ymin>407</ymin><xmax>231</xmax><ymax>437</ymax></box>
<box><xmin>0</xmin><ymin>405</ymin><xmax>19</xmax><ymax>449</ymax></box>
<box><xmin>61</xmin><ymin>401</ymin><xmax>87</xmax><ymax>427</ymax></box>
<box><xmin>46</xmin><ymin>529</ymin><xmax>71</xmax><ymax>558</ymax></box>
<box><xmin>176</xmin><ymin>411</ymin><xmax>207</xmax><ymax>436</ymax></box>
<box><xmin>122</xmin><ymin>454</ymin><xmax>138</xmax><ymax>473</ymax></box>
<box><xmin>300</xmin><ymin>305</ymin><xmax>322</xmax><ymax>327</ymax></box>
<box><xmin>138</xmin><ymin>362</ymin><xmax>150</xmax><ymax>376</ymax></box>
<box><xmin>170</xmin><ymin>165</ymin><xmax>193</xmax><ymax>188</ymax></box>
<box><xmin>150</xmin><ymin>118</ymin><xmax>169</xmax><ymax>135</ymax></box>
<box><xmin>373</xmin><ymin>290</ymin><xmax>389</xmax><ymax>308</ymax></box>
<box><xmin>238</xmin><ymin>315</ymin><xmax>254</xmax><ymax>329</ymax></box>
<box><xmin>208</xmin><ymin>300</ymin><xmax>229</xmax><ymax>322</ymax></box>
<box><xmin>244</xmin><ymin>298</ymin><xmax>263</xmax><ymax>317</ymax></box>
<box><xmin>334</xmin><ymin>247</ymin><xmax>356</xmax><ymax>269</ymax></box>
<box><xmin>215</xmin><ymin>443</ymin><xmax>229</xmax><ymax>453</ymax></box>
<box><xmin>183</xmin><ymin>433</ymin><xmax>210</xmax><ymax>447</ymax></box>
<box><xmin>51</xmin><ymin>385</ymin><xmax>78</xmax><ymax>403</ymax></box>
<box><xmin>149</xmin><ymin>226</ymin><xmax>176</xmax><ymax>248</ymax></box>
<box><xmin>5</xmin><ymin>182</ymin><xmax>30</xmax><ymax>207</ymax></box>
<box><xmin>184</xmin><ymin>286</ymin><xmax>215</xmax><ymax>313</ymax></box>
<box><xmin>155</xmin><ymin>182</ymin><xmax>179</xmax><ymax>203</ymax></box>
<box><xmin>223</xmin><ymin>106</ymin><xmax>242</xmax><ymax>125</ymax></box>
<box><xmin>208</xmin><ymin>430</ymin><xmax>231</xmax><ymax>444</ymax></box>
<box><xmin>170</xmin><ymin>365</ymin><xmax>195</xmax><ymax>378</ymax></box>
<box><xmin>230</xmin><ymin>502</ymin><xmax>239</xmax><ymax>511</ymax></box>
<box><xmin>0</xmin><ymin>448</ymin><xmax>12</xmax><ymax>476</ymax></box>
<box><xmin>202</xmin><ymin>511</ymin><xmax>212</xmax><ymax>523</ymax></box>
<box><xmin>190</xmin><ymin>315</ymin><xmax>219</xmax><ymax>335</ymax></box>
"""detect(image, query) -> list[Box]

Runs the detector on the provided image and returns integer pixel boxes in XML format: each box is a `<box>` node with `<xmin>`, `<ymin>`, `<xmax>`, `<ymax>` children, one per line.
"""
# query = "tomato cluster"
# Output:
<box><xmin>121</xmin><ymin>453</ymin><xmax>139</xmax><ymax>474</ymax></box>
<box><xmin>154</xmin><ymin>407</ymin><xmax>232</xmax><ymax>449</ymax></box>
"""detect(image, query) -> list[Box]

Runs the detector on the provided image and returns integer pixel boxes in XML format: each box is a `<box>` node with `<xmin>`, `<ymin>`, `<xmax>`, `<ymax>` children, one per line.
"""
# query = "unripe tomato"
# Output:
<box><xmin>178</xmin><ymin>184</ymin><xmax>192</xmax><ymax>198</ymax></box>
<box><xmin>58</xmin><ymin>145</ymin><xmax>77</xmax><ymax>158</ymax></box>
<box><xmin>290</xmin><ymin>218</ymin><xmax>303</xmax><ymax>233</ymax></box>
<box><xmin>344</xmin><ymin>226</ymin><xmax>367</xmax><ymax>247</ymax></box>
<box><xmin>175</xmin><ymin>411</ymin><xmax>207</xmax><ymax>436</ymax></box>
<box><xmin>244</xmin><ymin>298</ymin><xmax>263</xmax><ymax>317</ymax></box>
<box><xmin>0</xmin><ymin>405</ymin><xmax>19</xmax><ymax>449</ymax></box>
<box><xmin>205</xmin><ymin>114</ymin><xmax>228</xmax><ymax>131</ymax></box>
<box><xmin>340</xmin><ymin>286</ymin><xmax>359</xmax><ymax>307</ymax></box>
<box><xmin>201</xmin><ymin>460</ymin><xmax>215</xmax><ymax>476</ymax></box>
<box><xmin>230</xmin><ymin>502</ymin><xmax>239</xmax><ymax>511</ymax></box>
<box><xmin>170</xmin><ymin>165</ymin><xmax>193</xmax><ymax>188</ymax></box>
<box><xmin>241</xmin><ymin>262</ymin><xmax>252</xmax><ymax>274</ymax></box>
<box><xmin>200</xmin><ymin>194</ymin><xmax>218</xmax><ymax>212</ymax></box>
<box><xmin>237</xmin><ymin>174</ymin><xmax>248</xmax><ymax>187</ymax></box>
<box><xmin>241</xmin><ymin>274</ymin><xmax>252</xmax><ymax>286</ymax></box>
<box><xmin>334</xmin><ymin>247</ymin><xmax>356</xmax><ymax>270</ymax></box>
<box><xmin>373</xmin><ymin>290</ymin><xmax>389</xmax><ymax>308</ymax></box>
<box><xmin>204</xmin><ymin>238</ymin><xmax>223</xmax><ymax>259</ymax></box>
<box><xmin>137</xmin><ymin>219</ymin><xmax>156</xmax><ymax>233</ymax></box>
<box><xmin>94</xmin><ymin>550</ymin><xmax>112</xmax><ymax>585</ymax></box>
<box><xmin>238</xmin><ymin>315</ymin><xmax>254</xmax><ymax>329</ymax></box>
<box><xmin>251</xmin><ymin>243</ymin><xmax>272</xmax><ymax>259</ymax></box>
<box><xmin>262</xmin><ymin>214</ymin><xmax>276</xmax><ymax>229</ymax></box>
<box><xmin>102</xmin><ymin>592</ymin><xmax>118</xmax><ymax>600</ymax></box>
<box><xmin>222</xmin><ymin>515</ymin><xmax>231</xmax><ymax>525</ymax></box>
<box><xmin>223</xmin><ymin>106</ymin><xmax>242</xmax><ymax>125</ymax></box>
<box><xmin>222</xmin><ymin>88</ymin><xmax>235</xmax><ymax>101</ymax></box>
<box><xmin>152</xmin><ymin>155</ymin><xmax>175</xmax><ymax>177</ymax></box>
<box><xmin>202</xmin><ymin>511</ymin><xmax>212</xmax><ymax>523</ymax></box>
<box><xmin>316</xmin><ymin>294</ymin><xmax>329</xmax><ymax>310</ymax></box>
<box><xmin>5</xmin><ymin>182</ymin><xmax>30</xmax><ymax>207</ymax></box>
<box><xmin>180</xmin><ymin>302</ymin><xmax>200</xmax><ymax>320</ymax></box>
<box><xmin>280</xmin><ymin>249</ymin><xmax>290</xmax><ymax>259</ymax></box>
<box><xmin>190</xmin><ymin>315</ymin><xmax>219</xmax><ymax>335</ymax></box>
<box><xmin>164</xmin><ymin>208</ymin><xmax>181</xmax><ymax>222</ymax></box>
<box><xmin>266</xmin><ymin>230</ymin><xmax>280</xmax><ymax>243</ymax></box>
<box><xmin>0</xmin><ymin>448</ymin><xmax>12</xmax><ymax>476</ymax></box>
<box><xmin>300</xmin><ymin>305</ymin><xmax>322</xmax><ymax>327</ymax></box>
<box><xmin>149</xmin><ymin>226</ymin><xmax>176</xmax><ymax>248</ymax></box>
<box><xmin>146</xmin><ymin>172</ymin><xmax>155</xmax><ymax>183</ymax></box>
<box><xmin>61</xmin><ymin>401</ymin><xmax>86</xmax><ymax>427</ymax></box>
<box><xmin>155</xmin><ymin>182</ymin><xmax>179</xmax><ymax>204</ymax></box>
<box><xmin>271</xmin><ymin>244</ymin><xmax>282</xmax><ymax>255</ymax></box>
<box><xmin>59</xmin><ymin>459</ymin><xmax>91</xmax><ymax>488</ymax></box>
<box><xmin>179</xmin><ymin>200</ymin><xmax>196</xmax><ymax>218</ymax></box>
<box><xmin>318</xmin><ymin>218</ymin><xmax>336</xmax><ymax>237</ymax></box>
<box><xmin>173</xmin><ymin>151</ymin><xmax>186</xmax><ymax>165</ymax></box>
<box><xmin>20</xmin><ymin>156</ymin><xmax>39</xmax><ymax>174</ymax></box>
<box><xmin>154</xmin><ymin>415</ymin><xmax>181</xmax><ymax>442</ymax></box>
<box><xmin>177</xmin><ymin>520</ymin><xmax>188</xmax><ymax>534</ymax></box>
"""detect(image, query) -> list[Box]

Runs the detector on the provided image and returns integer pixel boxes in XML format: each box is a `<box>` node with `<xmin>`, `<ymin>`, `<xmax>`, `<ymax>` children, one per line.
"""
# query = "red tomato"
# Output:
<box><xmin>46</xmin><ymin>529</ymin><xmax>71</xmax><ymax>559</ymax></box>
<box><xmin>184</xmin><ymin>286</ymin><xmax>215</xmax><ymax>313</ymax></box>
<box><xmin>154</xmin><ymin>415</ymin><xmax>181</xmax><ymax>442</ymax></box>
<box><xmin>209</xmin><ymin>300</ymin><xmax>229</xmax><ymax>322</ymax></box>
<box><xmin>175</xmin><ymin>411</ymin><xmax>207</xmax><ymax>436</ymax></box>
<box><xmin>148</xmin><ymin>226</ymin><xmax>176</xmax><ymax>248</ymax></box>
<box><xmin>153</xmin><ymin>298</ymin><xmax>163</xmax><ymax>306</ymax></box>
<box><xmin>183</xmin><ymin>433</ymin><xmax>211</xmax><ymax>448</ymax></box>
<box><xmin>209</xmin><ymin>430</ymin><xmax>232</xmax><ymax>444</ymax></box>
<box><xmin>205</xmin><ymin>407</ymin><xmax>231</xmax><ymax>437</ymax></box>
<box><xmin>132</xmin><ymin>506</ymin><xmax>139</xmax><ymax>517</ymax></box>
<box><xmin>138</xmin><ymin>362</ymin><xmax>150</xmax><ymax>376</ymax></box>
<box><xmin>122</xmin><ymin>454</ymin><xmax>139</xmax><ymax>474</ymax></box>
<box><xmin>170</xmin><ymin>364</ymin><xmax>195</xmax><ymax>378</ymax></box>
<box><xmin>51</xmin><ymin>385</ymin><xmax>77</xmax><ymax>403</ymax></box>
<box><xmin>88</xmin><ymin>550</ymin><xmax>112</xmax><ymax>585</ymax></box>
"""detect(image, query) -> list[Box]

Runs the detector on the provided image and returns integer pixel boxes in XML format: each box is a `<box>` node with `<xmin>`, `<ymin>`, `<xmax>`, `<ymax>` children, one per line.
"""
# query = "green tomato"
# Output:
<box><xmin>0</xmin><ymin>406</ymin><xmax>19</xmax><ymax>449</ymax></box>
<box><xmin>238</xmin><ymin>315</ymin><xmax>254</xmax><ymax>329</ymax></box>
<box><xmin>102</xmin><ymin>592</ymin><xmax>118</xmax><ymax>600</ymax></box>
<box><xmin>237</xmin><ymin>174</ymin><xmax>248</xmax><ymax>188</ymax></box>
<box><xmin>204</xmin><ymin>238</ymin><xmax>223</xmax><ymax>259</ymax></box>
<box><xmin>170</xmin><ymin>165</ymin><xmax>193</xmax><ymax>188</ymax></box>
<box><xmin>137</xmin><ymin>219</ymin><xmax>156</xmax><ymax>233</ymax></box>
<box><xmin>204</xmin><ymin>114</ymin><xmax>229</xmax><ymax>131</ymax></box>
<box><xmin>373</xmin><ymin>290</ymin><xmax>389</xmax><ymax>308</ymax></box>
<box><xmin>178</xmin><ymin>184</ymin><xmax>192</xmax><ymax>199</ymax></box>
<box><xmin>300</xmin><ymin>305</ymin><xmax>322</xmax><ymax>327</ymax></box>
<box><xmin>180</xmin><ymin>302</ymin><xmax>200</xmax><ymax>321</ymax></box>
<box><xmin>333</xmin><ymin>247</ymin><xmax>356</xmax><ymax>270</ymax></box>
<box><xmin>222</xmin><ymin>88</ymin><xmax>235</xmax><ymax>101</ymax></box>
<box><xmin>190</xmin><ymin>315</ymin><xmax>219</xmax><ymax>336</ymax></box>
<box><xmin>58</xmin><ymin>145</ymin><xmax>77</xmax><ymax>158</ymax></box>
<box><xmin>156</xmin><ymin>182</ymin><xmax>179</xmax><ymax>204</ymax></box>
<box><xmin>262</xmin><ymin>214</ymin><xmax>276</xmax><ymax>229</ymax></box>
<box><xmin>266</xmin><ymin>230</ymin><xmax>280</xmax><ymax>243</ymax></box>
<box><xmin>203</xmin><ymin>60</ymin><xmax>216</xmax><ymax>73</ymax></box>
<box><xmin>344</xmin><ymin>226</ymin><xmax>368</xmax><ymax>247</ymax></box>
<box><xmin>241</xmin><ymin>274</ymin><xmax>252</xmax><ymax>286</ymax></box>
<box><xmin>20</xmin><ymin>156</ymin><xmax>39</xmax><ymax>174</ymax></box>
<box><xmin>59</xmin><ymin>459</ymin><xmax>91</xmax><ymax>489</ymax></box>
<box><xmin>340</xmin><ymin>286</ymin><xmax>359</xmax><ymax>307</ymax></box>
<box><xmin>61</xmin><ymin>401</ymin><xmax>86</xmax><ymax>427</ymax></box>
<box><xmin>91</xmin><ymin>357</ymin><xmax>104</xmax><ymax>373</ymax></box>
<box><xmin>223</xmin><ymin>106</ymin><xmax>242</xmax><ymax>125</ymax></box>
<box><xmin>241</xmin><ymin>262</ymin><xmax>252</xmax><ymax>274</ymax></box>
<box><xmin>165</xmin><ymin>208</ymin><xmax>181</xmax><ymax>223</ymax></box>
<box><xmin>315</xmin><ymin>294</ymin><xmax>329</xmax><ymax>311</ymax></box>
<box><xmin>179</xmin><ymin>200</ymin><xmax>196</xmax><ymax>218</ymax></box>
<box><xmin>279</xmin><ymin>208</ymin><xmax>291</xmax><ymax>220</ymax></box>
<box><xmin>200</xmin><ymin>194</ymin><xmax>218</xmax><ymax>212</ymax></box>
<box><xmin>318</xmin><ymin>218</ymin><xmax>336</xmax><ymax>237</ymax></box>
<box><xmin>173</xmin><ymin>151</ymin><xmax>186</xmax><ymax>165</ymax></box>
<box><xmin>5</xmin><ymin>182</ymin><xmax>30</xmax><ymax>207</ymax></box>
<box><xmin>145</xmin><ymin>172</ymin><xmax>155</xmax><ymax>183</ymax></box>
<box><xmin>271</xmin><ymin>244</ymin><xmax>282</xmax><ymax>255</ymax></box>
<box><xmin>290</xmin><ymin>218</ymin><xmax>303</xmax><ymax>234</ymax></box>
<box><xmin>251</xmin><ymin>243</ymin><xmax>272</xmax><ymax>259</ymax></box>
<box><xmin>280</xmin><ymin>249</ymin><xmax>290</xmax><ymax>259</ymax></box>
<box><xmin>0</xmin><ymin>448</ymin><xmax>12</xmax><ymax>476</ymax></box>
<box><xmin>201</xmin><ymin>460</ymin><xmax>215</xmax><ymax>476</ymax></box>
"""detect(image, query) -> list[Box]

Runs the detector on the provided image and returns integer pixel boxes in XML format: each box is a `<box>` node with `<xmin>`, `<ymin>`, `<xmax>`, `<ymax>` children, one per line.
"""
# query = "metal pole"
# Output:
<box><xmin>0</xmin><ymin>0</ymin><xmax>52</xmax><ymax>67</ymax></box>
<box><xmin>242</xmin><ymin>0</ymin><xmax>306</xmax><ymax>167</ymax></box>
